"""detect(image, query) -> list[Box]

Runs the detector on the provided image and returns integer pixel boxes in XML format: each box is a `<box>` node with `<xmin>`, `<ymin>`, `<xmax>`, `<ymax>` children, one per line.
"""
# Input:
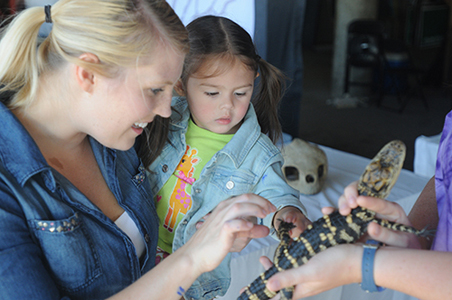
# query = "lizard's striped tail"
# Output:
<box><xmin>237</xmin><ymin>266</ymin><xmax>279</xmax><ymax>300</ymax></box>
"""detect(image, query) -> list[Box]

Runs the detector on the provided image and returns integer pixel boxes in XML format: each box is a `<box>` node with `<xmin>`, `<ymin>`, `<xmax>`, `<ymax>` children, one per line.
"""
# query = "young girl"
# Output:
<box><xmin>147</xmin><ymin>16</ymin><xmax>311</xmax><ymax>300</ymax></box>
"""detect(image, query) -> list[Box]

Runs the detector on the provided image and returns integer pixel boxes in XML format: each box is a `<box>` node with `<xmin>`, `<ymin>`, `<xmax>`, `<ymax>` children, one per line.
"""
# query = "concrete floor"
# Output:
<box><xmin>298</xmin><ymin>47</ymin><xmax>451</xmax><ymax>171</ymax></box>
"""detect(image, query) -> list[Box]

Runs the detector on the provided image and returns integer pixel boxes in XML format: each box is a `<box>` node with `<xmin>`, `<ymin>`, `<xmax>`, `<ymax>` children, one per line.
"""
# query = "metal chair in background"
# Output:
<box><xmin>344</xmin><ymin>18</ymin><xmax>428</xmax><ymax>113</ymax></box>
<box><xmin>343</xmin><ymin>19</ymin><xmax>386</xmax><ymax>100</ymax></box>
<box><xmin>380</xmin><ymin>38</ymin><xmax>428</xmax><ymax>113</ymax></box>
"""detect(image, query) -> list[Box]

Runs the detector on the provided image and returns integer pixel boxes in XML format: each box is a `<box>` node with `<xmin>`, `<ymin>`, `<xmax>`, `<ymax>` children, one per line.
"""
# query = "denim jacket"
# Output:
<box><xmin>0</xmin><ymin>102</ymin><xmax>159</xmax><ymax>300</ymax></box>
<box><xmin>148</xmin><ymin>97</ymin><xmax>306</xmax><ymax>300</ymax></box>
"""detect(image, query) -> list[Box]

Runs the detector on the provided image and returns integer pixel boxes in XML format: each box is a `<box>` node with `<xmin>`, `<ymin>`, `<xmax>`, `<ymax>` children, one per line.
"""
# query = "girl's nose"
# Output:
<box><xmin>220</xmin><ymin>94</ymin><xmax>234</xmax><ymax>109</ymax></box>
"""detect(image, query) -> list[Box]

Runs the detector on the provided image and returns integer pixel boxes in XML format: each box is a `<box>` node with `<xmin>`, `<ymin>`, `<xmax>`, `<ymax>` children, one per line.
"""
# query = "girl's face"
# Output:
<box><xmin>184</xmin><ymin>59</ymin><xmax>255</xmax><ymax>134</ymax></box>
<box><xmin>80</xmin><ymin>45</ymin><xmax>184</xmax><ymax>150</ymax></box>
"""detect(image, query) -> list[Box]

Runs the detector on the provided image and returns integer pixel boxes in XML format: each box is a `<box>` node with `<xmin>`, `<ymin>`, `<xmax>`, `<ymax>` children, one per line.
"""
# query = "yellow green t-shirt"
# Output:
<box><xmin>155</xmin><ymin>118</ymin><xmax>233</xmax><ymax>253</ymax></box>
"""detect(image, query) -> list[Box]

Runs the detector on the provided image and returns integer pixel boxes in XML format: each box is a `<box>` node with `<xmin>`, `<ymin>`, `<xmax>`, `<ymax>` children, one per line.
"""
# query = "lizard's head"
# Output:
<box><xmin>276</xmin><ymin>220</ymin><xmax>296</xmax><ymax>240</ymax></box>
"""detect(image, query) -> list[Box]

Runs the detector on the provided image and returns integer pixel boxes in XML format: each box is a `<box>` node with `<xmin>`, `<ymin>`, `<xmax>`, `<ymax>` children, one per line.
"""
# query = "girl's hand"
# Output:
<box><xmin>182</xmin><ymin>194</ymin><xmax>276</xmax><ymax>275</ymax></box>
<box><xmin>273</xmin><ymin>206</ymin><xmax>312</xmax><ymax>238</ymax></box>
<box><xmin>337</xmin><ymin>181</ymin><xmax>421</xmax><ymax>249</ymax></box>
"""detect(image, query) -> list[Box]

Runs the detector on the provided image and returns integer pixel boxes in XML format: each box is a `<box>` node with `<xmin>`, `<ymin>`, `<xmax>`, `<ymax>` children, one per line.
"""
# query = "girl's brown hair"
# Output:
<box><xmin>180</xmin><ymin>15</ymin><xmax>286</xmax><ymax>144</ymax></box>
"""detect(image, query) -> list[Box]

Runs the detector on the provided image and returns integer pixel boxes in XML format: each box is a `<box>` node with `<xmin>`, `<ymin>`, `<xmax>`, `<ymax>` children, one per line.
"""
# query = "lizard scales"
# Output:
<box><xmin>238</xmin><ymin>140</ymin><xmax>431</xmax><ymax>300</ymax></box>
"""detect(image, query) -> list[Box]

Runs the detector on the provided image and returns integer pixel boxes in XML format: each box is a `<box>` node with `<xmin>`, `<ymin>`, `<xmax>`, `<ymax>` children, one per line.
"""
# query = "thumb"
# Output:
<box><xmin>266</xmin><ymin>267</ymin><xmax>301</xmax><ymax>292</ymax></box>
<box><xmin>259</xmin><ymin>256</ymin><xmax>273</xmax><ymax>270</ymax></box>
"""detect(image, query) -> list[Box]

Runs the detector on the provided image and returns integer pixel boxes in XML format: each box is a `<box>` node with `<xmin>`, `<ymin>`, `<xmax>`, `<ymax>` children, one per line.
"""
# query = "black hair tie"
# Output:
<box><xmin>45</xmin><ymin>5</ymin><xmax>52</xmax><ymax>23</ymax></box>
<box><xmin>255</xmin><ymin>54</ymin><xmax>261</xmax><ymax>62</ymax></box>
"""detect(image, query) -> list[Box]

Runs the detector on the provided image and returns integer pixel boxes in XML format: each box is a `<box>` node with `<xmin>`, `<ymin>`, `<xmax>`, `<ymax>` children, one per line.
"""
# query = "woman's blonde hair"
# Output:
<box><xmin>0</xmin><ymin>0</ymin><xmax>188</xmax><ymax>108</ymax></box>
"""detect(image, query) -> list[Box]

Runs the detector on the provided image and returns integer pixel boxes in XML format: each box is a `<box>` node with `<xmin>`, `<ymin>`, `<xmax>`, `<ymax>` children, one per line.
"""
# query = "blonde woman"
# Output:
<box><xmin>0</xmin><ymin>1</ymin><xmax>275</xmax><ymax>299</ymax></box>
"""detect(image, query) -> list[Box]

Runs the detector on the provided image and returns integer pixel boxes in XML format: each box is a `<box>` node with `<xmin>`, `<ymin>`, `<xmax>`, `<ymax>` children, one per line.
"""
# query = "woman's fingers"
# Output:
<box><xmin>215</xmin><ymin>194</ymin><xmax>276</xmax><ymax>220</ymax></box>
<box><xmin>367</xmin><ymin>222</ymin><xmax>421</xmax><ymax>248</ymax></box>
<box><xmin>259</xmin><ymin>256</ymin><xmax>274</xmax><ymax>270</ymax></box>
<box><xmin>184</xmin><ymin>194</ymin><xmax>276</xmax><ymax>273</ymax></box>
<box><xmin>223</xmin><ymin>193</ymin><xmax>277</xmax><ymax>211</ymax></box>
<box><xmin>321</xmin><ymin>206</ymin><xmax>335</xmax><ymax>215</ymax></box>
<box><xmin>338</xmin><ymin>181</ymin><xmax>359</xmax><ymax>215</ymax></box>
<box><xmin>266</xmin><ymin>265</ymin><xmax>301</xmax><ymax>292</ymax></box>
<box><xmin>266</xmin><ymin>244</ymin><xmax>361</xmax><ymax>298</ymax></box>
<box><xmin>357</xmin><ymin>196</ymin><xmax>409</xmax><ymax>224</ymax></box>
<box><xmin>340</xmin><ymin>182</ymin><xmax>411</xmax><ymax>227</ymax></box>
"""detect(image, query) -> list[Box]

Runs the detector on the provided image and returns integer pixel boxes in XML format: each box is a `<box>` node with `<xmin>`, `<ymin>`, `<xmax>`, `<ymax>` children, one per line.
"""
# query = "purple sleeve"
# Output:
<box><xmin>433</xmin><ymin>110</ymin><xmax>452</xmax><ymax>251</ymax></box>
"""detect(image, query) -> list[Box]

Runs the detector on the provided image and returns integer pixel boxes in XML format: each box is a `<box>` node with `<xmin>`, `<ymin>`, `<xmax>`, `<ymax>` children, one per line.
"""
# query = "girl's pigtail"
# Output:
<box><xmin>252</xmin><ymin>56</ymin><xmax>286</xmax><ymax>145</ymax></box>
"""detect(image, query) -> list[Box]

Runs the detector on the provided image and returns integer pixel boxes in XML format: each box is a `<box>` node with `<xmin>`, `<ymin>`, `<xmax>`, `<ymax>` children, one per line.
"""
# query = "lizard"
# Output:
<box><xmin>237</xmin><ymin>140</ymin><xmax>432</xmax><ymax>300</ymax></box>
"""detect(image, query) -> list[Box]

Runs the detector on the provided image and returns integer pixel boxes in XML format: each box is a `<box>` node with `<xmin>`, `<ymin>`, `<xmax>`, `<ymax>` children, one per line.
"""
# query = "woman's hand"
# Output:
<box><xmin>337</xmin><ymin>181</ymin><xmax>421</xmax><ymax>248</ymax></box>
<box><xmin>258</xmin><ymin>180</ymin><xmax>438</xmax><ymax>300</ymax></box>
<box><xmin>196</xmin><ymin>213</ymin><xmax>260</xmax><ymax>252</ymax></box>
<box><xmin>182</xmin><ymin>194</ymin><xmax>276</xmax><ymax>275</ymax></box>
<box><xmin>264</xmin><ymin>244</ymin><xmax>363</xmax><ymax>298</ymax></box>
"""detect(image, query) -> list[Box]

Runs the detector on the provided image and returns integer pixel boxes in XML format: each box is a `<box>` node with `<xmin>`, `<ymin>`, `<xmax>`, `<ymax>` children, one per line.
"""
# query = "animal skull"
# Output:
<box><xmin>281</xmin><ymin>138</ymin><xmax>328</xmax><ymax>195</ymax></box>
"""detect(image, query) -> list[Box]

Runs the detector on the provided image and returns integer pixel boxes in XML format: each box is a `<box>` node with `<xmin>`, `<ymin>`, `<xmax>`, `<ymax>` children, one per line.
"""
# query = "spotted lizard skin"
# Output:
<box><xmin>237</xmin><ymin>140</ymin><xmax>432</xmax><ymax>300</ymax></box>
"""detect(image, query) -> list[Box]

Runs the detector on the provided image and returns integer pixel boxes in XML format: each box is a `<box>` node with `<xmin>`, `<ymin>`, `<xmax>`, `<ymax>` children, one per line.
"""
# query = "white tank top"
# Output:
<box><xmin>115</xmin><ymin>211</ymin><xmax>145</xmax><ymax>258</ymax></box>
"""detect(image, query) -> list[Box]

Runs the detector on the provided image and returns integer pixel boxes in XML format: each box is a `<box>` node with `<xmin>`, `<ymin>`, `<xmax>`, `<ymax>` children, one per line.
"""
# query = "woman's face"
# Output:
<box><xmin>81</xmin><ymin>45</ymin><xmax>184</xmax><ymax>150</ymax></box>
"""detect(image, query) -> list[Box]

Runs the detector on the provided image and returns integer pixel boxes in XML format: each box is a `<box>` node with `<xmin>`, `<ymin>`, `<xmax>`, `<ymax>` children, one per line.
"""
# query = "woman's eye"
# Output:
<box><xmin>151</xmin><ymin>88</ymin><xmax>164</xmax><ymax>95</ymax></box>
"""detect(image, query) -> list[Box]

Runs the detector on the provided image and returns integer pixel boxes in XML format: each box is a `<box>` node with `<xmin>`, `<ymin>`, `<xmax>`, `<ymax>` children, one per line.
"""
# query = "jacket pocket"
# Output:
<box><xmin>30</xmin><ymin>213</ymin><xmax>101</xmax><ymax>292</ymax></box>
<box><xmin>210</xmin><ymin>168</ymin><xmax>256</xmax><ymax>195</ymax></box>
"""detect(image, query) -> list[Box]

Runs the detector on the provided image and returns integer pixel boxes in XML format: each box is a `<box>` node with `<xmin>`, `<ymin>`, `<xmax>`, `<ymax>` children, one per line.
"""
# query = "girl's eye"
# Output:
<box><xmin>151</xmin><ymin>88</ymin><xmax>164</xmax><ymax>95</ymax></box>
<box><xmin>205</xmin><ymin>92</ymin><xmax>219</xmax><ymax>96</ymax></box>
<box><xmin>235</xmin><ymin>92</ymin><xmax>246</xmax><ymax>97</ymax></box>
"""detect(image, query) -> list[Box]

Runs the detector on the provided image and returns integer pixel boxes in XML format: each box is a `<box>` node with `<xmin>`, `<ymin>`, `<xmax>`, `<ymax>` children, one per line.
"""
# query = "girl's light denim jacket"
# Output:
<box><xmin>0</xmin><ymin>102</ymin><xmax>159</xmax><ymax>300</ymax></box>
<box><xmin>148</xmin><ymin>97</ymin><xmax>306</xmax><ymax>300</ymax></box>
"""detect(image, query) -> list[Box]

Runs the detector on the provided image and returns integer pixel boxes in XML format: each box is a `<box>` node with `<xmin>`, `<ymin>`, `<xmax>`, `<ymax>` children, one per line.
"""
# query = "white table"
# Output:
<box><xmin>413</xmin><ymin>133</ymin><xmax>442</xmax><ymax>178</ymax></box>
<box><xmin>219</xmin><ymin>144</ymin><xmax>430</xmax><ymax>300</ymax></box>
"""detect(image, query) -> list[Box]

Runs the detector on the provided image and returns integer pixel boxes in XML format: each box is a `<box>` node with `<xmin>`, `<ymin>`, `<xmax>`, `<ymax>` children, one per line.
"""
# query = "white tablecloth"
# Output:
<box><xmin>413</xmin><ymin>133</ymin><xmax>442</xmax><ymax>178</ymax></box>
<box><xmin>219</xmin><ymin>144</ymin><xmax>430</xmax><ymax>300</ymax></box>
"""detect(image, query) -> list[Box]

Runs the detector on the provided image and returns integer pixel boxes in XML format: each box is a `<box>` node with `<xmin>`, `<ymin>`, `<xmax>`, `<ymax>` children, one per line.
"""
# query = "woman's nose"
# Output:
<box><xmin>154</xmin><ymin>92</ymin><xmax>172</xmax><ymax>118</ymax></box>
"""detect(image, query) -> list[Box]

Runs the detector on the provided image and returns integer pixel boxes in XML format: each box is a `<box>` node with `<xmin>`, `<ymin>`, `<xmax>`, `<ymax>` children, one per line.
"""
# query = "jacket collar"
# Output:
<box><xmin>0</xmin><ymin>102</ymin><xmax>54</xmax><ymax>188</ymax></box>
<box><xmin>169</xmin><ymin>96</ymin><xmax>262</xmax><ymax>168</ymax></box>
<box><xmin>218</xmin><ymin>104</ymin><xmax>261</xmax><ymax>168</ymax></box>
<box><xmin>0</xmin><ymin>102</ymin><xmax>114</xmax><ymax>190</ymax></box>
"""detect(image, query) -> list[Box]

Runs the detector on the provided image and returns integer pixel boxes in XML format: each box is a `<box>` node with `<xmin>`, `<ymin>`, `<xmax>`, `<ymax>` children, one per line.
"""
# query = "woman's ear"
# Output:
<box><xmin>174</xmin><ymin>79</ymin><xmax>186</xmax><ymax>96</ymax></box>
<box><xmin>75</xmin><ymin>53</ymin><xmax>100</xmax><ymax>93</ymax></box>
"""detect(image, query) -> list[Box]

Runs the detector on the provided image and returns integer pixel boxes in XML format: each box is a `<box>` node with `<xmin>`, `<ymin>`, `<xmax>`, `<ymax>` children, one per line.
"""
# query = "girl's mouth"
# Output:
<box><xmin>216</xmin><ymin>118</ymin><xmax>231</xmax><ymax>125</ymax></box>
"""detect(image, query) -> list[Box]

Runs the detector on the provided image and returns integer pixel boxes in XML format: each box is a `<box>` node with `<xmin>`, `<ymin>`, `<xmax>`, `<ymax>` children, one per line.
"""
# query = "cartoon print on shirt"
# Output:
<box><xmin>163</xmin><ymin>145</ymin><xmax>199</xmax><ymax>232</ymax></box>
